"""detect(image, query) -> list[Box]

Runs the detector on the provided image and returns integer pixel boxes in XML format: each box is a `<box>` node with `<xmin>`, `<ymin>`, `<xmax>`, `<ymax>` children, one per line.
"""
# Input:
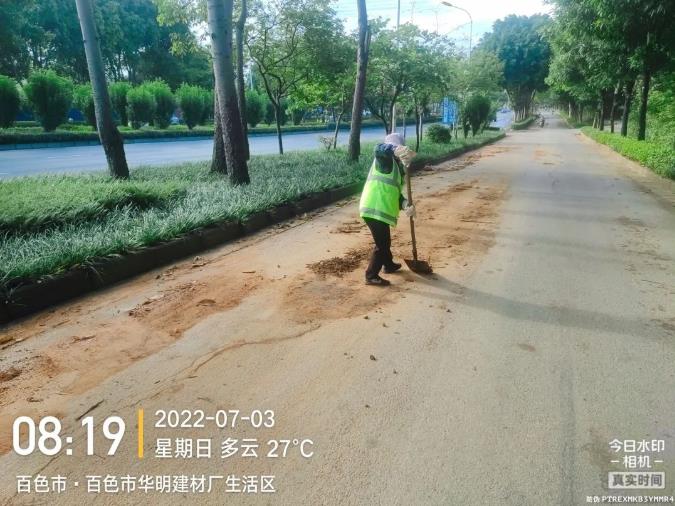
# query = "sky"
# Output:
<box><xmin>334</xmin><ymin>0</ymin><xmax>552</xmax><ymax>54</ymax></box>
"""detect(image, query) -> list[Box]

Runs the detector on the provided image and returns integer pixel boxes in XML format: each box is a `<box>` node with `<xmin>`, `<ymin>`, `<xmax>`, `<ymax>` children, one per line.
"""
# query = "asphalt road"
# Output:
<box><xmin>0</xmin><ymin>112</ymin><xmax>512</xmax><ymax>179</ymax></box>
<box><xmin>2</xmin><ymin>114</ymin><xmax>672</xmax><ymax>505</ymax></box>
<box><xmin>0</xmin><ymin>125</ymin><xmax>388</xmax><ymax>179</ymax></box>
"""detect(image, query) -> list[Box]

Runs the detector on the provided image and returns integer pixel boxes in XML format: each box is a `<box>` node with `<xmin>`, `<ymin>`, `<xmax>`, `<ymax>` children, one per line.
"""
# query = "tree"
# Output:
<box><xmin>462</xmin><ymin>94</ymin><xmax>491</xmax><ymax>137</ymax></box>
<box><xmin>245</xmin><ymin>89</ymin><xmax>264</xmax><ymax>127</ymax></box>
<box><xmin>126</xmin><ymin>86</ymin><xmax>155</xmax><ymax>128</ymax></box>
<box><xmin>176</xmin><ymin>83</ymin><xmax>208</xmax><ymax>129</ymax></box>
<box><xmin>365</xmin><ymin>23</ymin><xmax>447</xmax><ymax>136</ymax></box>
<box><xmin>211</xmin><ymin>94</ymin><xmax>227</xmax><ymax>174</ymax></box>
<box><xmin>247</xmin><ymin>0</ymin><xmax>342</xmax><ymax>154</ymax></box>
<box><xmin>153</xmin><ymin>0</ymin><xmax>237</xmax><ymax>174</ymax></box>
<box><xmin>0</xmin><ymin>1</ymin><xmax>32</xmax><ymax>78</ymax></box>
<box><xmin>109</xmin><ymin>81</ymin><xmax>131</xmax><ymax>126</ymax></box>
<box><xmin>143</xmin><ymin>79</ymin><xmax>175</xmax><ymax>129</ymax></box>
<box><xmin>0</xmin><ymin>75</ymin><xmax>21</xmax><ymax>128</ymax></box>
<box><xmin>403</xmin><ymin>29</ymin><xmax>457</xmax><ymax>149</ymax></box>
<box><xmin>207</xmin><ymin>0</ymin><xmax>249</xmax><ymax>184</ymax></box>
<box><xmin>73</xmin><ymin>84</ymin><xmax>96</xmax><ymax>129</ymax></box>
<box><xmin>480</xmin><ymin>15</ymin><xmax>551</xmax><ymax>121</ymax></box>
<box><xmin>548</xmin><ymin>0</ymin><xmax>675</xmax><ymax>139</ymax></box>
<box><xmin>75</xmin><ymin>0</ymin><xmax>129</xmax><ymax>178</ymax></box>
<box><xmin>348</xmin><ymin>0</ymin><xmax>369</xmax><ymax>160</ymax></box>
<box><xmin>24</xmin><ymin>70</ymin><xmax>73</xmax><ymax>131</ymax></box>
<box><xmin>235</xmin><ymin>0</ymin><xmax>249</xmax><ymax>159</ymax></box>
<box><xmin>289</xmin><ymin>28</ymin><xmax>355</xmax><ymax>149</ymax></box>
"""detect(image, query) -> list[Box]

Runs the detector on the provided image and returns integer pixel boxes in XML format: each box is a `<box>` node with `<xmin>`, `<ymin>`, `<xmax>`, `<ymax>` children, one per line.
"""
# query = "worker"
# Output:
<box><xmin>359</xmin><ymin>133</ymin><xmax>416</xmax><ymax>286</ymax></box>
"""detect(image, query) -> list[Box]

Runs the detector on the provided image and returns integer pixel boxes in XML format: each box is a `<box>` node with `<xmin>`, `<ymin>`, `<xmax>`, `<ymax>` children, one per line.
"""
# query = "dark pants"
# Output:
<box><xmin>364</xmin><ymin>217</ymin><xmax>394</xmax><ymax>279</ymax></box>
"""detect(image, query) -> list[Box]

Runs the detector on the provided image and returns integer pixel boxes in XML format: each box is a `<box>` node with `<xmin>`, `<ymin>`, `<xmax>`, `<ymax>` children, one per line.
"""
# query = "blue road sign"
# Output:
<box><xmin>442</xmin><ymin>97</ymin><xmax>458</xmax><ymax>125</ymax></box>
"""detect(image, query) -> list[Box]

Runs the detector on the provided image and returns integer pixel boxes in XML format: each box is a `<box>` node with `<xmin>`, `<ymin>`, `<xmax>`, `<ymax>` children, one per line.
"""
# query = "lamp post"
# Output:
<box><xmin>440</xmin><ymin>1</ymin><xmax>472</xmax><ymax>61</ymax></box>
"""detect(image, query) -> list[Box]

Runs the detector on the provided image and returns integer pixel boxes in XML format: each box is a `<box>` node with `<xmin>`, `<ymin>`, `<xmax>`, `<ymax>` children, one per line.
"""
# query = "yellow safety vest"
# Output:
<box><xmin>359</xmin><ymin>157</ymin><xmax>404</xmax><ymax>226</ymax></box>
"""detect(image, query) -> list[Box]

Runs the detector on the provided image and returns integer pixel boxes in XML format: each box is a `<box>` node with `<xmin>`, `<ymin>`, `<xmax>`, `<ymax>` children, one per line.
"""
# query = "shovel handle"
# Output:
<box><xmin>404</xmin><ymin>169</ymin><xmax>419</xmax><ymax>262</ymax></box>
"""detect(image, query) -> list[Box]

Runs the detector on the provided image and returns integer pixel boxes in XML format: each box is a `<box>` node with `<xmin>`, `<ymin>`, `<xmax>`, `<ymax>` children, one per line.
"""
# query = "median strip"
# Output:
<box><xmin>0</xmin><ymin>131</ymin><xmax>504</xmax><ymax>323</ymax></box>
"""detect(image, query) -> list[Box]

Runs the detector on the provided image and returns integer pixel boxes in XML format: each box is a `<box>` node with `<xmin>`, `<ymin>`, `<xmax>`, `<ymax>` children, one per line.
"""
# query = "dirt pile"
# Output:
<box><xmin>307</xmin><ymin>248</ymin><xmax>370</xmax><ymax>277</ymax></box>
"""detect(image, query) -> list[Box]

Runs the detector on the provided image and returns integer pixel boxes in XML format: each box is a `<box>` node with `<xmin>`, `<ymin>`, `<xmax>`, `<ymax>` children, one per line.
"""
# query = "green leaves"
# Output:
<box><xmin>479</xmin><ymin>15</ymin><xmax>552</xmax><ymax>112</ymax></box>
<box><xmin>0</xmin><ymin>75</ymin><xmax>21</xmax><ymax>128</ymax></box>
<box><xmin>176</xmin><ymin>84</ymin><xmax>209</xmax><ymax>130</ymax></box>
<box><xmin>23</xmin><ymin>70</ymin><xmax>73</xmax><ymax>132</ymax></box>
<box><xmin>582</xmin><ymin>127</ymin><xmax>674</xmax><ymax>179</ymax></box>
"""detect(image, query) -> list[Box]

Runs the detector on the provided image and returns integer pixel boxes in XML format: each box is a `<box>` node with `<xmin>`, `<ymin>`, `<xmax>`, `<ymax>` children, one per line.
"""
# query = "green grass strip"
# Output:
<box><xmin>581</xmin><ymin>127</ymin><xmax>675</xmax><ymax>180</ymax></box>
<box><xmin>0</xmin><ymin>130</ymin><xmax>502</xmax><ymax>287</ymax></box>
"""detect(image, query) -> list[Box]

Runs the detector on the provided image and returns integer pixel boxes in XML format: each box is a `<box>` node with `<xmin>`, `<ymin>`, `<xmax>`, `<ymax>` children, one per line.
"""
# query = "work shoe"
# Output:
<box><xmin>365</xmin><ymin>275</ymin><xmax>391</xmax><ymax>287</ymax></box>
<box><xmin>384</xmin><ymin>262</ymin><xmax>402</xmax><ymax>274</ymax></box>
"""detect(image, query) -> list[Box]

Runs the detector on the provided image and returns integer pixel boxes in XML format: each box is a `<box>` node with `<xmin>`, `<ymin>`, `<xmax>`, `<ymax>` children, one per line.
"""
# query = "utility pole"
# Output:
<box><xmin>391</xmin><ymin>0</ymin><xmax>401</xmax><ymax>134</ymax></box>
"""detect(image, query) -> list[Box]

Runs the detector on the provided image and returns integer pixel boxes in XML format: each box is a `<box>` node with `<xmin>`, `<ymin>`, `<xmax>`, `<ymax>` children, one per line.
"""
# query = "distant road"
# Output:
<box><xmin>0</xmin><ymin>112</ymin><xmax>511</xmax><ymax>178</ymax></box>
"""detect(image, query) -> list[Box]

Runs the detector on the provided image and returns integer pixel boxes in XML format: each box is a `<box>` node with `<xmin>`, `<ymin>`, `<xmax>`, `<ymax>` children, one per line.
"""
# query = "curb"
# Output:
<box><xmin>511</xmin><ymin>117</ymin><xmax>536</xmax><ymax>130</ymax></box>
<box><xmin>0</xmin><ymin>134</ymin><xmax>504</xmax><ymax>325</ymax></box>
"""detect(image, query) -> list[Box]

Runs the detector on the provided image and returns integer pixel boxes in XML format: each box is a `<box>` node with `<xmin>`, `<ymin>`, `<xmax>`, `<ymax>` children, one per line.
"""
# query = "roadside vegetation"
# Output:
<box><xmin>581</xmin><ymin>127</ymin><xmax>674</xmax><ymax>180</ymax></box>
<box><xmin>0</xmin><ymin>0</ymin><xmax>561</xmax><ymax>310</ymax></box>
<box><xmin>511</xmin><ymin>117</ymin><xmax>537</xmax><ymax>130</ymax></box>
<box><xmin>0</xmin><ymin>130</ymin><xmax>502</xmax><ymax>288</ymax></box>
<box><xmin>546</xmin><ymin>0</ymin><xmax>674</xmax><ymax>179</ymax></box>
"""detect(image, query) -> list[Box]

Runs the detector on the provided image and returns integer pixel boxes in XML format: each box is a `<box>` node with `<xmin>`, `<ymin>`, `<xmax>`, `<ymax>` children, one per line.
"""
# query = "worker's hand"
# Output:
<box><xmin>394</xmin><ymin>145</ymin><xmax>417</xmax><ymax>167</ymax></box>
<box><xmin>403</xmin><ymin>204</ymin><xmax>416</xmax><ymax>219</ymax></box>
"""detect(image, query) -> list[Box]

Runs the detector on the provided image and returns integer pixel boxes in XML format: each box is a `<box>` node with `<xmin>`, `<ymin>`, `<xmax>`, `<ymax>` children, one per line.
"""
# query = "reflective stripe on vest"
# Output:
<box><xmin>359</xmin><ymin>159</ymin><xmax>403</xmax><ymax>226</ymax></box>
<box><xmin>358</xmin><ymin>206</ymin><xmax>399</xmax><ymax>224</ymax></box>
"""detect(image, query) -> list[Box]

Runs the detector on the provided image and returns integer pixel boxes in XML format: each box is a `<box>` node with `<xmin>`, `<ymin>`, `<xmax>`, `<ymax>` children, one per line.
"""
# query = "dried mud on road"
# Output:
<box><xmin>0</xmin><ymin>144</ymin><xmax>508</xmax><ymax>455</ymax></box>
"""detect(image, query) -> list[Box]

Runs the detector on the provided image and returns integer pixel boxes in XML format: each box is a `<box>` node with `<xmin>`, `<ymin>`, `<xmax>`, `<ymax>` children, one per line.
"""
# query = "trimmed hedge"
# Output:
<box><xmin>23</xmin><ymin>70</ymin><xmax>73</xmax><ymax>132</ymax></box>
<box><xmin>511</xmin><ymin>116</ymin><xmax>536</xmax><ymax>130</ymax></box>
<box><xmin>426</xmin><ymin>124</ymin><xmax>452</xmax><ymax>143</ymax></box>
<box><xmin>72</xmin><ymin>84</ymin><xmax>96</xmax><ymax>129</ymax></box>
<box><xmin>143</xmin><ymin>80</ymin><xmax>174</xmax><ymax>129</ymax></box>
<box><xmin>176</xmin><ymin>84</ymin><xmax>209</xmax><ymax>130</ymax></box>
<box><xmin>581</xmin><ymin>127</ymin><xmax>675</xmax><ymax>180</ymax></box>
<box><xmin>126</xmin><ymin>87</ymin><xmax>155</xmax><ymax>129</ymax></box>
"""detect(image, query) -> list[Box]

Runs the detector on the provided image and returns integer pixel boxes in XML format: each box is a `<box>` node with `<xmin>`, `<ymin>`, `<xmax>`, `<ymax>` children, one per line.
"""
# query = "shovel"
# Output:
<box><xmin>403</xmin><ymin>169</ymin><xmax>433</xmax><ymax>274</ymax></box>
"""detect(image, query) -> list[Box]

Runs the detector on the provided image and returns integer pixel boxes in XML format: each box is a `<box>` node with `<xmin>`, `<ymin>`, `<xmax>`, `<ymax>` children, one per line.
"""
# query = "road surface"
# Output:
<box><xmin>1</xmin><ymin>114</ymin><xmax>673</xmax><ymax>505</ymax></box>
<box><xmin>0</xmin><ymin>125</ymin><xmax>387</xmax><ymax>179</ymax></box>
<box><xmin>0</xmin><ymin>112</ymin><xmax>512</xmax><ymax>179</ymax></box>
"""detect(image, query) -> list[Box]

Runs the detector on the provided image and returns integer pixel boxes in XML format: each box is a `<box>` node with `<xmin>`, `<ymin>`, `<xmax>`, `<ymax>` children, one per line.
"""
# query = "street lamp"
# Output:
<box><xmin>440</xmin><ymin>1</ymin><xmax>472</xmax><ymax>61</ymax></box>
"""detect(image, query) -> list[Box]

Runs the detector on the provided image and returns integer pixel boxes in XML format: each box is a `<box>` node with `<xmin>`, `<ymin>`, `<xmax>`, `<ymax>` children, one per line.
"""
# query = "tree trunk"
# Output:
<box><xmin>598</xmin><ymin>91</ymin><xmax>605</xmax><ymax>131</ymax></box>
<box><xmin>419</xmin><ymin>110</ymin><xmax>424</xmax><ymax>143</ymax></box>
<box><xmin>414</xmin><ymin>107</ymin><xmax>420</xmax><ymax>152</ymax></box>
<box><xmin>75</xmin><ymin>0</ymin><xmax>129</xmax><ymax>179</ymax></box>
<box><xmin>207</xmin><ymin>0</ymin><xmax>250</xmax><ymax>185</ymax></box>
<box><xmin>274</xmin><ymin>103</ymin><xmax>284</xmax><ymax>154</ymax></box>
<box><xmin>348</xmin><ymin>0</ymin><xmax>369</xmax><ymax>161</ymax></box>
<box><xmin>609</xmin><ymin>83</ymin><xmax>619</xmax><ymax>134</ymax></box>
<box><xmin>637</xmin><ymin>69</ymin><xmax>650</xmax><ymax>141</ymax></box>
<box><xmin>387</xmin><ymin>101</ymin><xmax>396</xmax><ymax>135</ymax></box>
<box><xmin>620</xmin><ymin>79</ymin><xmax>635</xmax><ymax>137</ymax></box>
<box><xmin>211</xmin><ymin>94</ymin><xmax>227</xmax><ymax>173</ymax></box>
<box><xmin>332</xmin><ymin>109</ymin><xmax>345</xmax><ymax>149</ymax></box>
<box><xmin>235</xmin><ymin>0</ymin><xmax>249</xmax><ymax>160</ymax></box>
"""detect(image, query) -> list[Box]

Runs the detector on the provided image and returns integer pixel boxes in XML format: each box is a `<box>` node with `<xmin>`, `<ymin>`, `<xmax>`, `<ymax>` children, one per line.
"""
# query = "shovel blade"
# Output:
<box><xmin>404</xmin><ymin>258</ymin><xmax>433</xmax><ymax>274</ymax></box>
